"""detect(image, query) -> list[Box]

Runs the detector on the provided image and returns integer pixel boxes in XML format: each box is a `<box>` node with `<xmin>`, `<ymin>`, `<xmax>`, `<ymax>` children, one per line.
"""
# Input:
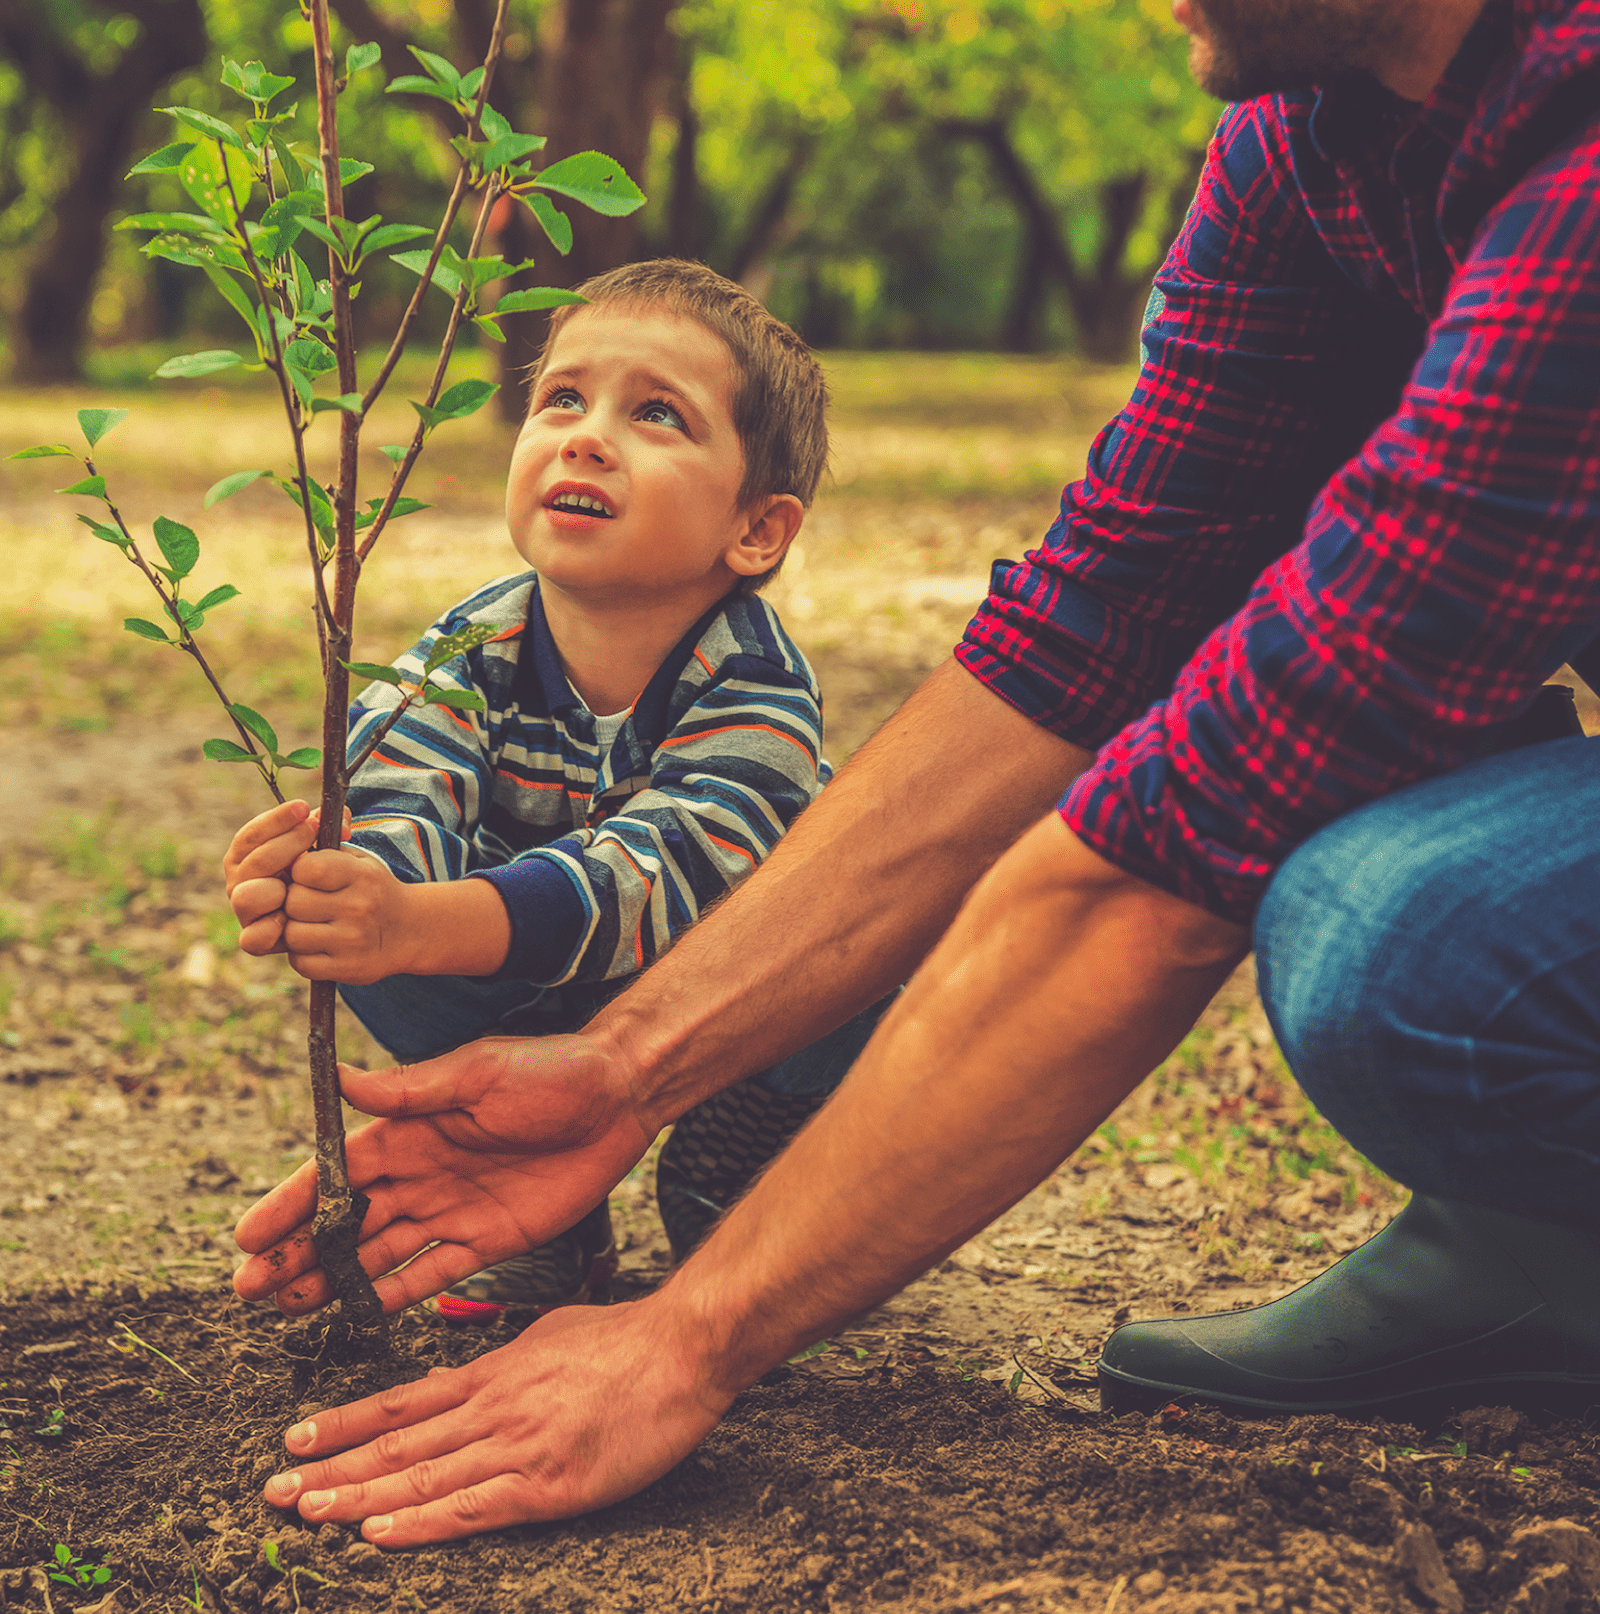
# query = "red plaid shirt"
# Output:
<box><xmin>956</xmin><ymin>0</ymin><xmax>1600</xmax><ymax>921</ymax></box>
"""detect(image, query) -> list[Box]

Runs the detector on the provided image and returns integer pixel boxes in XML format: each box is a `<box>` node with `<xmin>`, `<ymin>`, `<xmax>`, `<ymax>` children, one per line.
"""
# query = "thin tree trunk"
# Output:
<box><xmin>1</xmin><ymin>0</ymin><xmax>206</xmax><ymax>383</ymax></box>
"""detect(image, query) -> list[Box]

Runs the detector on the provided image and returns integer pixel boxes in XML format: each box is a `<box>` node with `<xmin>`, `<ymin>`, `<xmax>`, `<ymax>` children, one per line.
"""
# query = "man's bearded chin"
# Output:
<box><xmin>1186</xmin><ymin>0</ymin><xmax>1408</xmax><ymax>99</ymax></box>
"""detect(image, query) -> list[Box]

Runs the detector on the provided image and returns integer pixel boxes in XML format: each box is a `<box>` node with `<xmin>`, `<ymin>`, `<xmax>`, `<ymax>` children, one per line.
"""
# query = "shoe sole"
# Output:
<box><xmin>1098</xmin><ymin>1363</ymin><xmax>1600</xmax><ymax>1423</ymax></box>
<box><xmin>431</xmin><ymin>1247</ymin><xmax>619</xmax><ymax>1326</ymax></box>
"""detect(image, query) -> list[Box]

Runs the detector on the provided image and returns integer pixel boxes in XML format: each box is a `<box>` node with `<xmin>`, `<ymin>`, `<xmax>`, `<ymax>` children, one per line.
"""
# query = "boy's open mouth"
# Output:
<box><xmin>548</xmin><ymin>492</ymin><xmax>615</xmax><ymax>518</ymax></box>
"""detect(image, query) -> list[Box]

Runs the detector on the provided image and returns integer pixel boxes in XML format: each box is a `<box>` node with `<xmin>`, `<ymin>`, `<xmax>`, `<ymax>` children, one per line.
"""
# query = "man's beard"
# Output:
<box><xmin>1186</xmin><ymin>0</ymin><xmax>1410</xmax><ymax>99</ymax></box>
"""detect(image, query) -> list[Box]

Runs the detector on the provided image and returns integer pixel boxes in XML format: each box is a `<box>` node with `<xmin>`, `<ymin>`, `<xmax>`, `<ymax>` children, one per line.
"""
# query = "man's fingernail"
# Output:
<box><xmin>302</xmin><ymin>1489</ymin><xmax>334</xmax><ymax>1513</ymax></box>
<box><xmin>265</xmin><ymin>1472</ymin><xmax>301</xmax><ymax>1504</ymax></box>
<box><xmin>366</xmin><ymin>1516</ymin><xmax>394</xmax><ymax>1539</ymax></box>
<box><xmin>287</xmin><ymin>1420</ymin><xmax>316</xmax><ymax>1448</ymax></box>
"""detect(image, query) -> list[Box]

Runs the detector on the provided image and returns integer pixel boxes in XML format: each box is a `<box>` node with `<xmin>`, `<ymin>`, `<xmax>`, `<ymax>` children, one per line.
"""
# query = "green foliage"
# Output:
<box><xmin>48</xmin><ymin>1541</ymin><xmax>110</xmax><ymax>1591</ymax></box>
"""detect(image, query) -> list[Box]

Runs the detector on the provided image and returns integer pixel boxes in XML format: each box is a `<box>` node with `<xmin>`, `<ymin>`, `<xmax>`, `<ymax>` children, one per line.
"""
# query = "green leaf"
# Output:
<box><xmin>193</xmin><ymin>584</ymin><xmax>240</xmax><ymax>613</ymax></box>
<box><xmin>154</xmin><ymin>350</ymin><xmax>243</xmax><ymax>380</ymax></box>
<box><xmin>423</xmin><ymin>623</ymin><xmax>496</xmax><ymax>674</ymax></box>
<box><xmin>124</xmin><ymin>617</ymin><xmax>171</xmax><ymax>643</ymax></box>
<box><xmin>281</xmin><ymin>747</ymin><xmax>322</xmax><ymax>769</ymax></box>
<box><xmin>77</xmin><ymin>408</ymin><xmax>129</xmax><ymax>448</ymax></box>
<box><xmin>342</xmin><ymin>661</ymin><xmax>405</xmax><ymax>686</ymax></box>
<box><xmin>204</xmin><ymin>469</ymin><xmax>272</xmax><ymax>507</ymax></box>
<box><xmin>77</xmin><ymin>513</ymin><xmax>130</xmax><ymax>547</ymax></box>
<box><xmin>389</xmin><ymin>249</ymin><xmax>461</xmax><ymax>298</ymax></box>
<box><xmin>180</xmin><ymin>141</ymin><xmax>255</xmax><ymax>226</ymax></box>
<box><xmin>127</xmin><ymin>141</ymin><xmax>197</xmax><ymax>177</ymax></box>
<box><xmin>141</xmin><ymin>234</ymin><xmax>250</xmax><ymax>276</ymax></box>
<box><xmin>434</xmin><ymin>379</ymin><xmax>498</xmax><ymax>421</ymax></box>
<box><xmin>153</xmin><ymin>515</ymin><xmax>199</xmax><ymax>581</ymax></box>
<box><xmin>57</xmin><ymin>475</ymin><xmax>108</xmax><ymax>500</ymax></box>
<box><xmin>533</xmin><ymin>152</ymin><xmax>645</xmax><ymax>219</ymax></box>
<box><xmin>301</xmin><ymin>159</ymin><xmax>376</xmax><ymax>194</ymax></box>
<box><xmin>297</xmin><ymin>217</ymin><xmax>344</xmax><ymax>258</ymax></box>
<box><xmin>354</xmin><ymin>494</ymin><xmax>431</xmax><ymax>530</ymax></box>
<box><xmin>272</xmin><ymin>137</ymin><xmax>306</xmax><ymax>192</ymax></box>
<box><xmin>479</xmin><ymin>105</ymin><xmax>513</xmax><ymax>141</ymax></box>
<box><xmin>228</xmin><ymin>703</ymin><xmax>279</xmax><ymax>753</ymax></box>
<box><xmin>408</xmin><ymin>46</ymin><xmax>461</xmax><ymax>92</ymax></box>
<box><xmin>202</xmin><ymin>738</ymin><xmax>255</xmax><ymax>763</ymax></box>
<box><xmin>521</xmin><ymin>191</ymin><xmax>573</xmax><ymax>255</ymax></box>
<box><xmin>201</xmin><ymin>265</ymin><xmax>258</xmax><ymax>334</ymax></box>
<box><xmin>285</xmin><ymin>338</ymin><xmax>338</xmax><ymax>377</ymax></box>
<box><xmin>253</xmin><ymin>192</ymin><xmax>320</xmax><ymax>258</ymax></box>
<box><xmin>8</xmin><ymin>444</ymin><xmax>75</xmax><ymax>459</ymax></box>
<box><xmin>385</xmin><ymin>75</ymin><xmax>459</xmax><ymax>103</ymax></box>
<box><xmin>422</xmin><ymin>687</ymin><xmax>488</xmax><ymax>712</ymax></box>
<box><xmin>378</xmin><ymin>444</ymin><xmax>407</xmax><ymax>464</ymax></box>
<box><xmin>475</xmin><ymin>315</ymin><xmax>506</xmax><ymax>344</ymax></box>
<box><xmin>493</xmin><ymin>287</ymin><xmax>587</xmax><ymax>316</ymax></box>
<box><xmin>459</xmin><ymin>66</ymin><xmax>485</xmax><ymax>101</ymax></box>
<box><xmin>482</xmin><ymin>133</ymin><xmax>547</xmax><ymax>171</ymax></box>
<box><xmin>345</xmin><ymin>42</ymin><xmax>382</xmax><ymax>78</ymax></box>
<box><xmin>115</xmin><ymin>211</ymin><xmax>229</xmax><ymax>238</ymax></box>
<box><xmin>160</xmin><ymin>105</ymin><xmax>246</xmax><ymax>151</ymax></box>
<box><xmin>221</xmin><ymin>58</ymin><xmax>296</xmax><ymax>106</ymax></box>
<box><xmin>246</xmin><ymin>111</ymin><xmax>298</xmax><ymax>146</ymax></box>
<box><xmin>311</xmin><ymin>394</ymin><xmax>364</xmax><ymax>416</ymax></box>
<box><xmin>360</xmin><ymin>223</ymin><xmax>430</xmax><ymax>254</ymax></box>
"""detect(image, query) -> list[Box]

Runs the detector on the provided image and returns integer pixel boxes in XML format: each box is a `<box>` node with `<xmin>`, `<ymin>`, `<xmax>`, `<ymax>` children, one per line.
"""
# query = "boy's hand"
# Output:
<box><xmin>224</xmin><ymin>799</ymin><xmax>354</xmax><ymax>959</ymax></box>
<box><xmin>279</xmin><ymin>843</ymin><xmax>418</xmax><ymax>984</ymax></box>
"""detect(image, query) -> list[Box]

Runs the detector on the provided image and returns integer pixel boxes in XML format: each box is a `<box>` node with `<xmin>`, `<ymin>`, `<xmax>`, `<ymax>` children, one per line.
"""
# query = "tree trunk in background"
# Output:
<box><xmin>1</xmin><ymin>0</ymin><xmax>206</xmax><ymax>383</ymax></box>
<box><xmin>665</xmin><ymin>30</ymin><xmax>702</xmax><ymax>262</ymax></box>
<box><xmin>942</xmin><ymin>118</ymin><xmax>1199</xmax><ymax>365</ymax></box>
<box><xmin>496</xmin><ymin>0</ymin><xmax>676</xmax><ymax>418</ymax></box>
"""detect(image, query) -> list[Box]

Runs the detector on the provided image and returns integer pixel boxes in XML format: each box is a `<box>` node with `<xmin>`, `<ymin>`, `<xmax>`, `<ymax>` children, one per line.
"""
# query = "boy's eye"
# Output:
<box><xmin>543</xmin><ymin>387</ymin><xmax>585</xmax><ymax>413</ymax></box>
<box><xmin>638</xmin><ymin>399</ymin><xmax>685</xmax><ymax>430</ymax></box>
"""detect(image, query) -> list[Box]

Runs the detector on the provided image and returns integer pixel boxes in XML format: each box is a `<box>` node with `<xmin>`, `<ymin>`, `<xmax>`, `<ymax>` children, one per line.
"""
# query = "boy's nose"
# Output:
<box><xmin>561</xmin><ymin>432</ymin><xmax>609</xmax><ymax>467</ymax></box>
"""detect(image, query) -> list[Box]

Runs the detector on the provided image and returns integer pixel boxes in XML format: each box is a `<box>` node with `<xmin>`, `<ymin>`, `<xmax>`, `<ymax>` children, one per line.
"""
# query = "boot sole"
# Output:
<box><xmin>1099</xmin><ymin>1363</ymin><xmax>1600</xmax><ymax>1423</ymax></box>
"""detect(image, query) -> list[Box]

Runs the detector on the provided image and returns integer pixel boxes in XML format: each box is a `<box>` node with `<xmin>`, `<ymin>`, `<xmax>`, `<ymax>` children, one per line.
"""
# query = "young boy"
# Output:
<box><xmin>225</xmin><ymin>260</ymin><xmax>888</xmax><ymax>1322</ymax></box>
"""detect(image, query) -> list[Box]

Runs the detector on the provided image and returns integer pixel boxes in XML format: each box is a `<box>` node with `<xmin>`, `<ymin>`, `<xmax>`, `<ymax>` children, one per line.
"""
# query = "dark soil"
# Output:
<box><xmin>5</xmin><ymin>1291</ymin><xmax>1600</xmax><ymax>1614</ymax></box>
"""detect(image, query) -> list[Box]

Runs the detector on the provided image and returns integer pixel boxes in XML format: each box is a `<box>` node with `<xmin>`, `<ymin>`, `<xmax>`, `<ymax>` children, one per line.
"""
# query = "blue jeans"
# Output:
<box><xmin>1255</xmin><ymin>733</ymin><xmax>1600</xmax><ymax>1231</ymax></box>
<box><xmin>339</xmin><ymin>973</ymin><xmax>893</xmax><ymax>1099</ymax></box>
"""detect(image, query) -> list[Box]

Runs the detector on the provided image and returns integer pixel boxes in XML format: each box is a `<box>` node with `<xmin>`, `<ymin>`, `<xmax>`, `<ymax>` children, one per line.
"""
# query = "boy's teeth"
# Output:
<box><xmin>554</xmin><ymin>493</ymin><xmax>611</xmax><ymax>515</ymax></box>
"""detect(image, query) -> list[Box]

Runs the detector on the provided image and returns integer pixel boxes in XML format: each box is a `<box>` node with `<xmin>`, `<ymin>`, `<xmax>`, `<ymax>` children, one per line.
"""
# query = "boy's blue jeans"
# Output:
<box><xmin>339</xmin><ymin>973</ymin><xmax>892</xmax><ymax>1099</ymax></box>
<box><xmin>1255</xmin><ymin>733</ymin><xmax>1600</xmax><ymax>1232</ymax></box>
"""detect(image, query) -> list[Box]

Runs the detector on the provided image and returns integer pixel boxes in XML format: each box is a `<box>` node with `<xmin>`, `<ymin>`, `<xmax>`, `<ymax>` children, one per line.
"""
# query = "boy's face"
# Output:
<box><xmin>505</xmin><ymin>306</ymin><xmax>755</xmax><ymax>612</ymax></box>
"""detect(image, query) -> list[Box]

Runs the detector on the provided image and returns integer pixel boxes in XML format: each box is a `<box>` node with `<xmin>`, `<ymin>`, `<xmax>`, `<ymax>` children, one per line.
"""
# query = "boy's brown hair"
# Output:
<box><xmin>529</xmin><ymin>258</ymin><xmax>829</xmax><ymax>593</ymax></box>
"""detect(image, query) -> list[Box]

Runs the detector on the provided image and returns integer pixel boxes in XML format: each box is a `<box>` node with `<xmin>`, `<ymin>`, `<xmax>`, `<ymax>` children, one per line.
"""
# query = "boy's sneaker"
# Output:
<box><xmin>433</xmin><ymin>1202</ymin><xmax>618</xmax><ymax>1324</ymax></box>
<box><xmin>655</xmin><ymin>1082</ymin><xmax>826</xmax><ymax>1264</ymax></box>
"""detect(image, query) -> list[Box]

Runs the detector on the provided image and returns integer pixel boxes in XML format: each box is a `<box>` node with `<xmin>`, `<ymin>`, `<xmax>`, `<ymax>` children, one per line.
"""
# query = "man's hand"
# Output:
<box><xmin>257</xmin><ymin>1295</ymin><xmax>728</xmax><ymax>1545</ymax></box>
<box><xmin>233</xmin><ymin>1033</ymin><xmax>650</xmax><ymax>1316</ymax></box>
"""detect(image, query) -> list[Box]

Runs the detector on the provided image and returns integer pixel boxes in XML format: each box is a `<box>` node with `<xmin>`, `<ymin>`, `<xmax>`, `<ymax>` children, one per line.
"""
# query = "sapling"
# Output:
<box><xmin>9</xmin><ymin>0</ymin><xmax>643</xmax><ymax>1347</ymax></box>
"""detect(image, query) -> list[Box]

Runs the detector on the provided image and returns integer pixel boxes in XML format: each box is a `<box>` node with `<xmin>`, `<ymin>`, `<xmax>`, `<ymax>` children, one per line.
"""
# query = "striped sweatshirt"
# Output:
<box><xmin>346</xmin><ymin>572</ymin><xmax>827</xmax><ymax>985</ymax></box>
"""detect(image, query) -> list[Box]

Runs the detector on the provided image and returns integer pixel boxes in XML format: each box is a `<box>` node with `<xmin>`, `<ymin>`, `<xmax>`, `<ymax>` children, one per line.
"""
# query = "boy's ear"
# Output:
<box><xmin>725</xmin><ymin>494</ymin><xmax>805</xmax><ymax>579</ymax></box>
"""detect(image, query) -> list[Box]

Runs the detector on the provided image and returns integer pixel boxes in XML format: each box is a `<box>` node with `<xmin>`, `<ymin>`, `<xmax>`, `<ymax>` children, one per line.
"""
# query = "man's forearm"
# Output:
<box><xmin>667</xmin><ymin>814</ymin><xmax>1251</xmax><ymax>1389</ymax></box>
<box><xmin>596</xmin><ymin>658</ymin><xmax>1094</xmax><ymax>1128</ymax></box>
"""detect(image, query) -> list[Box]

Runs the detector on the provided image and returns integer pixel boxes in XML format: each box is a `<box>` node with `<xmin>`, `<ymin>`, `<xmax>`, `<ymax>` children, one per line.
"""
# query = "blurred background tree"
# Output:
<box><xmin>0</xmin><ymin>0</ymin><xmax>1217</xmax><ymax>394</ymax></box>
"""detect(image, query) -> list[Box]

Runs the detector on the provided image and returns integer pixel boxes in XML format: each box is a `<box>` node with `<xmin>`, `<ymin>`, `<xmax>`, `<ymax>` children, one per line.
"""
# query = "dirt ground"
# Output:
<box><xmin>4</xmin><ymin>359</ymin><xmax>1600</xmax><ymax>1611</ymax></box>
